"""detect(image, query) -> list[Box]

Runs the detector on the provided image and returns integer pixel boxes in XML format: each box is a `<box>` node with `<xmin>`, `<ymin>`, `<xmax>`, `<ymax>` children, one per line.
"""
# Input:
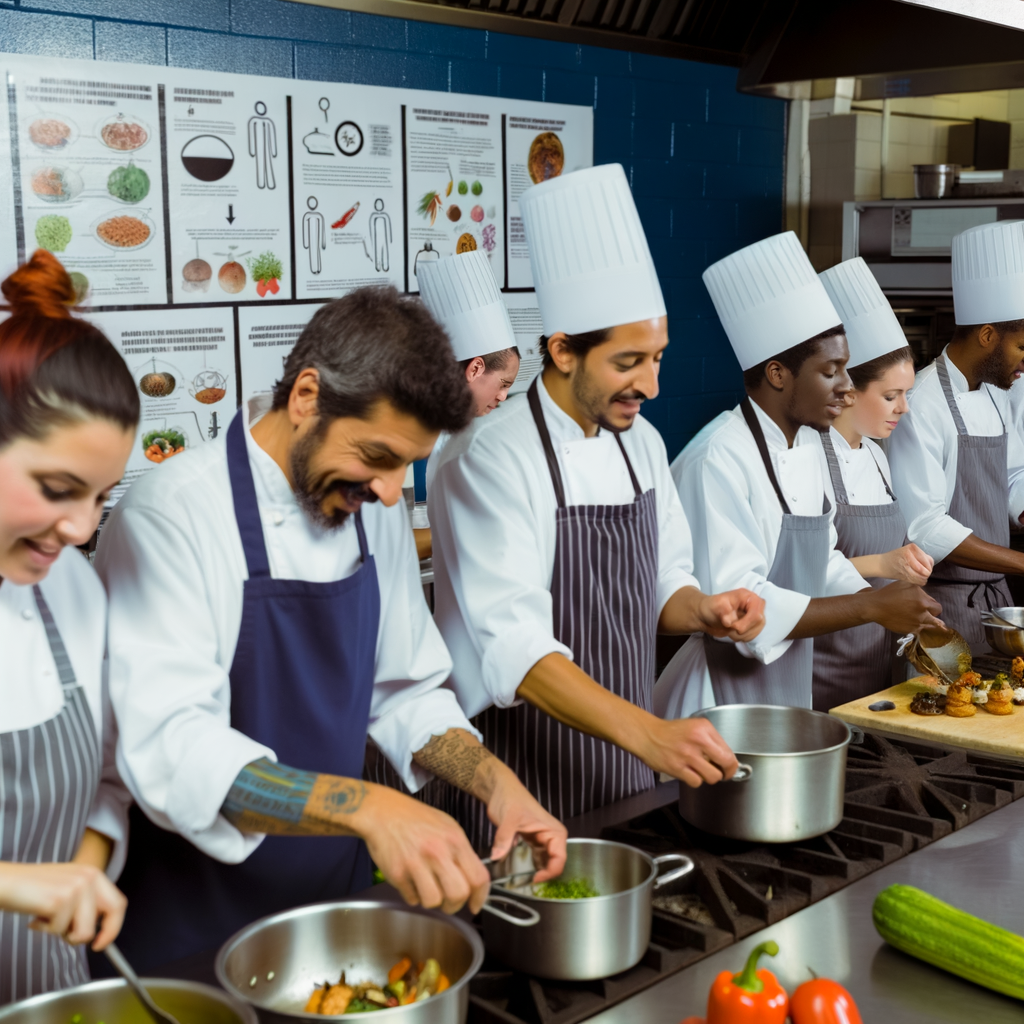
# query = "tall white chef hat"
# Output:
<box><xmin>952</xmin><ymin>220</ymin><xmax>1024</xmax><ymax>326</ymax></box>
<box><xmin>819</xmin><ymin>257</ymin><xmax>907</xmax><ymax>369</ymax></box>
<box><xmin>519</xmin><ymin>163</ymin><xmax>666</xmax><ymax>336</ymax></box>
<box><xmin>417</xmin><ymin>251</ymin><xmax>517</xmax><ymax>362</ymax></box>
<box><xmin>703</xmin><ymin>231</ymin><xmax>841</xmax><ymax>371</ymax></box>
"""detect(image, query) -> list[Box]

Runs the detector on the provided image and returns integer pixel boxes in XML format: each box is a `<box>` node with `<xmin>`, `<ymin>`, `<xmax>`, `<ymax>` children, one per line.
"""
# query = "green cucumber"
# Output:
<box><xmin>873</xmin><ymin>884</ymin><xmax>1024</xmax><ymax>1001</ymax></box>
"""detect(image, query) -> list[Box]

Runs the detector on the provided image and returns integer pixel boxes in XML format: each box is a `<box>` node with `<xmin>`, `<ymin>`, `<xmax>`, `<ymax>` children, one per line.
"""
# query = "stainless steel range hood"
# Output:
<box><xmin>287</xmin><ymin>0</ymin><xmax>1024</xmax><ymax>97</ymax></box>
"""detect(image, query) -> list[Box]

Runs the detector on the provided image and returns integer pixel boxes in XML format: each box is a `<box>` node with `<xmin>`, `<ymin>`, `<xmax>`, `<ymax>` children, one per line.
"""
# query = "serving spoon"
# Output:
<box><xmin>105</xmin><ymin>942</ymin><xmax>183</xmax><ymax>1024</ymax></box>
<box><xmin>980</xmin><ymin>609</ymin><xmax>1020</xmax><ymax>630</ymax></box>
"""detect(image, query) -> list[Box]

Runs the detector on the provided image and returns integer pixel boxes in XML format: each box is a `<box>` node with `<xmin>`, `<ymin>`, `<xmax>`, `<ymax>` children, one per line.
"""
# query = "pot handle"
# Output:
<box><xmin>481</xmin><ymin>893</ymin><xmax>541</xmax><ymax>928</ymax></box>
<box><xmin>728</xmin><ymin>763</ymin><xmax>753</xmax><ymax>782</ymax></box>
<box><xmin>652</xmin><ymin>853</ymin><xmax>694</xmax><ymax>890</ymax></box>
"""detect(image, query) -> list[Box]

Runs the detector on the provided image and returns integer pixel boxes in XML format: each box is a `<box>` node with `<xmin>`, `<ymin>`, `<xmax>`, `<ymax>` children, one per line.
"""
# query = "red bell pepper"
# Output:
<box><xmin>707</xmin><ymin>941</ymin><xmax>788</xmax><ymax>1024</ymax></box>
<box><xmin>789</xmin><ymin>977</ymin><xmax>863</xmax><ymax>1024</ymax></box>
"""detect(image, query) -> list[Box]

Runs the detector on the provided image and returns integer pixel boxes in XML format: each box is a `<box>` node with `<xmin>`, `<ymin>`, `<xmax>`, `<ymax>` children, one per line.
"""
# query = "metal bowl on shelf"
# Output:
<box><xmin>0</xmin><ymin>977</ymin><xmax>255</xmax><ymax>1024</ymax></box>
<box><xmin>913</xmin><ymin>163</ymin><xmax>960</xmax><ymax>198</ymax></box>
<box><xmin>216</xmin><ymin>900</ymin><xmax>483</xmax><ymax>1024</ymax></box>
<box><xmin>981</xmin><ymin>607</ymin><xmax>1024</xmax><ymax>657</ymax></box>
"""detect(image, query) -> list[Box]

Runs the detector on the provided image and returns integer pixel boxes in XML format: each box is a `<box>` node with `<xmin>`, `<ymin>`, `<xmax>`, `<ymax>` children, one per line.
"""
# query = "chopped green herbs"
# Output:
<box><xmin>535</xmin><ymin>877</ymin><xmax>599</xmax><ymax>899</ymax></box>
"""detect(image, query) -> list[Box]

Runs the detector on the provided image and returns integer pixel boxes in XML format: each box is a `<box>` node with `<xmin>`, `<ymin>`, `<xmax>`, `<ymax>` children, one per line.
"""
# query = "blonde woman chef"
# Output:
<box><xmin>811</xmin><ymin>257</ymin><xmax>933</xmax><ymax>710</ymax></box>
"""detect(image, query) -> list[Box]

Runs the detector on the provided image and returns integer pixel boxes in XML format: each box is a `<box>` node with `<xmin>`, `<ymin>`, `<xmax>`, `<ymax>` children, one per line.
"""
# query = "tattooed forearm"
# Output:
<box><xmin>222</xmin><ymin>757</ymin><xmax>365</xmax><ymax>836</ymax></box>
<box><xmin>414</xmin><ymin>729</ymin><xmax>497</xmax><ymax>796</ymax></box>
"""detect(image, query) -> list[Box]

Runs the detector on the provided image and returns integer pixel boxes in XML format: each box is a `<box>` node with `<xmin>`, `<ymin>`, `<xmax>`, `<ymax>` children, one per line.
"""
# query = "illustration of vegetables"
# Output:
<box><xmin>458</xmin><ymin>180</ymin><xmax>468</xmax><ymax>195</ymax></box>
<box><xmin>247</xmin><ymin>251</ymin><xmax>283</xmax><ymax>297</ymax></box>
<box><xmin>471</xmin><ymin>180</ymin><xmax>483</xmax><ymax>195</ymax></box>
<box><xmin>446</xmin><ymin>163</ymin><xmax>454</xmax><ymax>197</ymax></box>
<box><xmin>35</xmin><ymin>214</ymin><xmax>72</xmax><ymax>252</ymax></box>
<box><xmin>332</xmin><ymin>201</ymin><xmax>360</xmax><ymax>229</ymax></box>
<box><xmin>107</xmin><ymin>163</ymin><xmax>150</xmax><ymax>203</ymax></box>
<box><xmin>418</xmin><ymin>190</ymin><xmax>443</xmax><ymax>226</ymax></box>
<box><xmin>142</xmin><ymin>428</ymin><xmax>186</xmax><ymax>463</ymax></box>
<box><xmin>471</xmin><ymin>205</ymin><xmax>484</xmax><ymax>223</ymax></box>
<box><xmin>482</xmin><ymin>224</ymin><xmax>496</xmax><ymax>253</ymax></box>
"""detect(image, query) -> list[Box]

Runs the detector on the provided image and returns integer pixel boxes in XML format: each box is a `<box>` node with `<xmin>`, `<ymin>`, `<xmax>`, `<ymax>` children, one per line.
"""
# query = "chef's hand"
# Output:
<box><xmin>0</xmin><ymin>861</ymin><xmax>126</xmax><ymax>950</ymax></box>
<box><xmin>641</xmin><ymin>717</ymin><xmax>740</xmax><ymax>789</ymax></box>
<box><xmin>869</xmin><ymin>580</ymin><xmax>944</xmax><ymax>635</ymax></box>
<box><xmin>486</xmin><ymin>767</ymin><xmax>568</xmax><ymax>884</ymax></box>
<box><xmin>360</xmin><ymin>789</ymin><xmax>491</xmax><ymax>916</ymax></box>
<box><xmin>695</xmin><ymin>589</ymin><xmax>766</xmax><ymax>643</ymax></box>
<box><xmin>880</xmin><ymin>543</ymin><xmax>934</xmax><ymax>586</ymax></box>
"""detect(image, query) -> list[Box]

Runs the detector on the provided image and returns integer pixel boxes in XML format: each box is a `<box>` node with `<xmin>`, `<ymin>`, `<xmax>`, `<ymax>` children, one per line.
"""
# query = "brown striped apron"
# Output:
<box><xmin>924</xmin><ymin>355</ymin><xmax>1012</xmax><ymax>645</ymax></box>
<box><xmin>704</xmin><ymin>399</ymin><xmax>832</xmax><ymax>710</ymax></box>
<box><xmin>0</xmin><ymin>585</ymin><xmax>101</xmax><ymax>1005</ymax></box>
<box><xmin>427</xmin><ymin>377</ymin><xmax>660</xmax><ymax>851</ymax></box>
<box><xmin>812</xmin><ymin>430</ymin><xmax>906</xmax><ymax>711</ymax></box>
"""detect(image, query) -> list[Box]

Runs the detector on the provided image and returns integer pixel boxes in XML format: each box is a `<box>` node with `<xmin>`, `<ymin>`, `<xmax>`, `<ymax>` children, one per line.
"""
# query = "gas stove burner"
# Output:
<box><xmin>467</xmin><ymin>732</ymin><xmax>1024</xmax><ymax>1024</ymax></box>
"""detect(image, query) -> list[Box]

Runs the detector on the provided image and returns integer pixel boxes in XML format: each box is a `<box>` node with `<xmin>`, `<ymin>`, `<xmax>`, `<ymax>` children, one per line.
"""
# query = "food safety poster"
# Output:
<box><xmin>0</xmin><ymin>52</ymin><xmax>591</xmax><ymax>495</ymax></box>
<box><xmin>85</xmin><ymin>307</ymin><xmax>235</xmax><ymax>503</ymax></box>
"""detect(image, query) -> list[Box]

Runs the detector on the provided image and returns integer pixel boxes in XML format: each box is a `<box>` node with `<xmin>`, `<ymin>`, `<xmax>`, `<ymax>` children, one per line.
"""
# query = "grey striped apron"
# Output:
<box><xmin>704</xmin><ymin>399</ymin><xmax>831</xmax><ymax>710</ymax></box>
<box><xmin>430</xmin><ymin>377</ymin><xmax>660</xmax><ymax>851</ymax></box>
<box><xmin>0</xmin><ymin>585</ymin><xmax>101</xmax><ymax>1005</ymax></box>
<box><xmin>812</xmin><ymin>430</ymin><xmax>906</xmax><ymax>710</ymax></box>
<box><xmin>924</xmin><ymin>355</ymin><xmax>1012</xmax><ymax>645</ymax></box>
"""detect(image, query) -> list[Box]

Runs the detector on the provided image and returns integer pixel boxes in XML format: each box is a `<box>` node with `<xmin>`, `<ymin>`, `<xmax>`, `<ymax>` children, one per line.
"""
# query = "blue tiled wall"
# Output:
<box><xmin>0</xmin><ymin>0</ymin><xmax>787</xmax><ymax>457</ymax></box>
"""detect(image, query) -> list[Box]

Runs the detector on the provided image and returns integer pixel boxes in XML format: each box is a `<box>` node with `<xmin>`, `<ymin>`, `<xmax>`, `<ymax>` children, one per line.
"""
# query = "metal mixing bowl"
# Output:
<box><xmin>216</xmin><ymin>901</ymin><xmax>483</xmax><ymax>1024</ymax></box>
<box><xmin>0</xmin><ymin>978</ymin><xmax>255</xmax><ymax>1024</ymax></box>
<box><xmin>914</xmin><ymin>163</ymin><xmax>959</xmax><ymax>198</ymax></box>
<box><xmin>981</xmin><ymin>606</ymin><xmax>1024</xmax><ymax>657</ymax></box>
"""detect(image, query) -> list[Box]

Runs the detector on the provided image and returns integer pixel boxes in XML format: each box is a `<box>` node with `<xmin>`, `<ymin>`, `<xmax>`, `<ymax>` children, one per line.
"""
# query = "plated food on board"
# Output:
<box><xmin>908</xmin><ymin>661</ymin><xmax>1024</xmax><ymax>717</ymax></box>
<box><xmin>305</xmin><ymin>957</ymin><xmax>450</xmax><ymax>1014</ymax></box>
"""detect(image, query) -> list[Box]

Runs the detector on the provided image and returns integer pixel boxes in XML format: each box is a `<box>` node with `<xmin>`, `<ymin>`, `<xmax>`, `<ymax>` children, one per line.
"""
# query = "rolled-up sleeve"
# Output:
<box><xmin>95</xmin><ymin>504</ymin><xmax>272</xmax><ymax>864</ymax></box>
<box><xmin>889</xmin><ymin>396</ymin><xmax>971</xmax><ymax>562</ymax></box>
<box><xmin>368</xmin><ymin>504</ymin><xmax>479</xmax><ymax>793</ymax></box>
<box><xmin>432</xmin><ymin>440</ymin><xmax>572</xmax><ymax>710</ymax></box>
<box><xmin>690</xmin><ymin>446</ymin><xmax>809</xmax><ymax>665</ymax></box>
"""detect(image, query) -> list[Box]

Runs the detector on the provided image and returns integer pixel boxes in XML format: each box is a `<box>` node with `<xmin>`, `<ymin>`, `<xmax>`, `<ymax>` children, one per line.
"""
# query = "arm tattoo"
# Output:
<box><xmin>222</xmin><ymin>758</ymin><xmax>367</xmax><ymax>836</ymax></box>
<box><xmin>414</xmin><ymin>729</ymin><xmax>496</xmax><ymax>794</ymax></box>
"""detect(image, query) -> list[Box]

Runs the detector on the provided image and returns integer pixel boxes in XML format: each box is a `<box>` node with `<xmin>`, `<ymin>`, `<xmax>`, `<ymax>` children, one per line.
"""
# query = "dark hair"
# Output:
<box><xmin>0</xmin><ymin>250</ymin><xmax>139</xmax><ymax>447</ymax></box>
<box><xmin>273</xmin><ymin>285</ymin><xmax>473</xmax><ymax>434</ymax></box>
<box><xmin>951</xmin><ymin>318</ymin><xmax>1024</xmax><ymax>343</ymax></box>
<box><xmin>848</xmin><ymin>345</ymin><xmax>914</xmax><ymax>391</ymax></box>
<box><xmin>742</xmin><ymin>324</ymin><xmax>845</xmax><ymax>390</ymax></box>
<box><xmin>540</xmin><ymin>328</ymin><xmax>611</xmax><ymax>368</ymax></box>
<box><xmin>459</xmin><ymin>346</ymin><xmax>521</xmax><ymax>374</ymax></box>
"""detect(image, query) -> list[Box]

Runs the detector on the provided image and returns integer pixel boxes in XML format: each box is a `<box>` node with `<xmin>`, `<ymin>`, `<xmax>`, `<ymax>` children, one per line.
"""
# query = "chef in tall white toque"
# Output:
<box><xmin>811</xmin><ymin>257</ymin><xmax>934</xmax><ymax>710</ymax></box>
<box><xmin>888</xmin><ymin>220</ymin><xmax>1024</xmax><ymax>644</ymax></box>
<box><xmin>410</xmin><ymin>251</ymin><xmax>520</xmax><ymax>560</ymax></box>
<box><xmin>654</xmin><ymin>233</ymin><xmax>943</xmax><ymax>720</ymax></box>
<box><xmin>428</xmin><ymin>163</ymin><xmax>766</xmax><ymax>848</ymax></box>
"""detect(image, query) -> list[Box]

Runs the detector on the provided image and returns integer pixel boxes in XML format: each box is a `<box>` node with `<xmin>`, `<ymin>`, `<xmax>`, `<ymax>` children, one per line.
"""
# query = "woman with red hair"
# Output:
<box><xmin>0</xmin><ymin>251</ymin><xmax>139</xmax><ymax>1003</ymax></box>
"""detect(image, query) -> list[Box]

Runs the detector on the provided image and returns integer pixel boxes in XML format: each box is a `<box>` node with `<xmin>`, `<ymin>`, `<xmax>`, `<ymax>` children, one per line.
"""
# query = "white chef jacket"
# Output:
<box><xmin>410</xmin><ymin>430</ymin><xmax>454</xmax><ymax>531</ymax></box>
<box><xmin>0</xmin><ymin>547</ymin><xmax>130</xmax><ymax>878</ymax></box>
<box><xmin>818</xmin><ymin>428</ymin><xmax>895</xmax><ymax>507</ymax></box>
<box><xmin>654</xmin><ymin>400</ymin><xmax>868</xmax><ymax>720</ymax></box>
<box><xmin>887</xmin><ymin>347</ymin><xmax>1024</xmax><ymax>563</ymax></box>
<box><xmin>94</xmin><ymin>402</ymin><xmax>477</xmax><ymax>865</ymax></box>
<box><xmin>430</xmin><ymin>376</ymin><xmax>701</xmax><ymax>719</ymax></box>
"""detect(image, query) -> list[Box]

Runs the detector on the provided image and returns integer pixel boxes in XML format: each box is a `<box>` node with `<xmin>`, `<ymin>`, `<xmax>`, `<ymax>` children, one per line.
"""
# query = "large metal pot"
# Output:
<box><xmin>216</xmin><ymin>901</ymin><xmax>484</xmax><ymax>1024</ymax></box>
<box><xmin>678</xmin><ymin>705</ymin><xmax>852</xmax><ymax>843</ymax></box>
<box><xmin>0</xmin><ymin>978</ymin><xmax>255</xmax><ymax>1024</ymax></box>
<box><xmin>914</xmin><ymin>163</ymin><xmax>960</xmax><ymax>198</ymax></box>
<box><xmin>483</xmin><ymin>838</ymin><xmax>692</xmax><ymax>980</ymax></box>
<box><xmin>981</xmin><ymin>606</ymin><xmax>1024</xmax><ymax>657</ymax></box>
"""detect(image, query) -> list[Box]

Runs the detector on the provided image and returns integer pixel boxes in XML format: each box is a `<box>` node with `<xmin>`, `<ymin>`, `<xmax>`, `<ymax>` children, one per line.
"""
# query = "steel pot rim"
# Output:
<box><xmin>492</xmin><ymin>837</ymin><xmax>664</xmax><ymax>905</ymax></box>
<box><xmin>215</xmin><ymin>899</ymin><xmax>485</xmax><ymax>1020</ymax></box>
<box><xmin>690</xmin><ymin>704</ymin><xmax>853</xmax><ymax>759</ymax></box>
<box><xmin>0</xmin><ymin>977</ymin><xmax>258</xmax><ymax>1024</ymax></box>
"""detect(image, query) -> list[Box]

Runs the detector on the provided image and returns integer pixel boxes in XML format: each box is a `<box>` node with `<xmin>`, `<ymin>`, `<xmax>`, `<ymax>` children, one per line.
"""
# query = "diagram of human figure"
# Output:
<box><xmin>248</xmin><ymin>101</ymin><xmax>277</xmax><ymax>190</ymax></box>
<box><xmin>303</xmin><ymin>196</ymin><xmax>325</xmax><ymax>275</ymax></box>
<box><xmin>369</xmin><ymin>198</ymin><xmax>392</xmax><ymax>273</ymax></box>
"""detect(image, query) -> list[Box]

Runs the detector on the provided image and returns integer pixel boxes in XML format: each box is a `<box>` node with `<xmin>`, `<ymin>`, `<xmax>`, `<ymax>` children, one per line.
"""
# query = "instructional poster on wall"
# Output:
<box><xmin>86</xmin><ymin>306</ymin><xmax>236</xmax><ymax>502</ymax></box>
<box><xmin>0</xmin><ymin>51</ymin><xmax>591</xmax><ymax>499</ymax></box>
<box><xmin>404</xmin><ymin>97</ymin><xmax>504</xmax><ymax>292</ymax></box>
<box><xmin>238</xmin><ymin>302</ymin><xmax>325</xmax><ymax>407</ymax></box>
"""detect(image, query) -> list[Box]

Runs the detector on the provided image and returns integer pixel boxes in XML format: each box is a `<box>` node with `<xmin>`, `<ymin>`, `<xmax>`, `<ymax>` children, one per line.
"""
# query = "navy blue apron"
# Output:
<box><xmin>114</xmin><ymin>411</ymin><xmax>380</xmax><ymax>972</ymax></box>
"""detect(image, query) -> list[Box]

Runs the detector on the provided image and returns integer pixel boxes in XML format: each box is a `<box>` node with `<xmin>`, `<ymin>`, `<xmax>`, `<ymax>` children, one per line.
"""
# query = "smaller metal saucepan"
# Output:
<box><xmin>677</xmin><ymin>704</ymin><xmax>852</xmax><ymax>843</ymax></box>
<box><xmin>482</xmin><ymin>838</ymin><xmax>692</xmax><ymax>980</ymax></box>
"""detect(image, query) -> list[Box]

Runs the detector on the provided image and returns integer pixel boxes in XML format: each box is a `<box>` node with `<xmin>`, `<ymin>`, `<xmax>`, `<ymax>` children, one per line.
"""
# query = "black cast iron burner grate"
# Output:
<box><xmin>467</xmin><ymin>732</ymin><xmax>1024</xmax><ymax>1024</ymax></box>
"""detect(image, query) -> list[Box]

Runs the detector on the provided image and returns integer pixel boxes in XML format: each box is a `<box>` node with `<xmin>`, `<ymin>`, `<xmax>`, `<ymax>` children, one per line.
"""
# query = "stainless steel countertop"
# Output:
<box><xmin>584</xmin><ymin>796</ymin><xmax>1024</xmax><ymax>1023</ymax></box>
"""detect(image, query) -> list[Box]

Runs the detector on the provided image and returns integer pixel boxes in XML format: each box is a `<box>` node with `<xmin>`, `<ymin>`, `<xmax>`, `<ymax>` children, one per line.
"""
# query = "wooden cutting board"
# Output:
<box><xmin>829</xmin><ymin>677</ymin><xmax>1024</xmax><ymax>759</ymax></box>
